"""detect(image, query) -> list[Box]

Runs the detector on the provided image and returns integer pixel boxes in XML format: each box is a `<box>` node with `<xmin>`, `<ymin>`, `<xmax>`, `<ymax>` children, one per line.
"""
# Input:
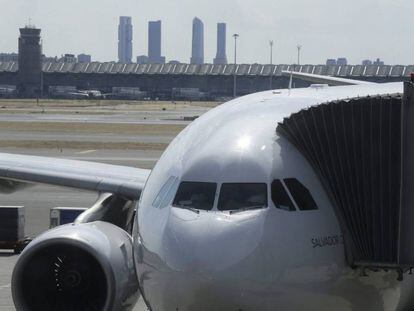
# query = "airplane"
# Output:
<box><xmin>1</xmin><ymin>71</ymin><xmax>414</xmax><ymax>311</ymax></box>
<box><xmin>51</xmin><ymin>89</ymin><xmax>106</xmax><ymax>99</ymax></box>
<box><xmin>68</xmin><ymin>90</ymin><xmax>105</xmax><ymax>99</ymax></box>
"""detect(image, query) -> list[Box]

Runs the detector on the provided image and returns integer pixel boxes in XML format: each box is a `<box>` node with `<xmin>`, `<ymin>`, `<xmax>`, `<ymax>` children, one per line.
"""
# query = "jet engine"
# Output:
<box><xmin>11</xmin><ymin>221</ymin><xmax>140</xmax><ymax>311</ymax></box>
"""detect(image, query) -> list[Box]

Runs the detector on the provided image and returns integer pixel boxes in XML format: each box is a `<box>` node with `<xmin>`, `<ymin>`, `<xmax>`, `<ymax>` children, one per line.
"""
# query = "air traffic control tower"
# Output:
<box><xmin>18</xmin><ymin>27</ymin><xmax>42</xmax><ymax>97</ymax></box>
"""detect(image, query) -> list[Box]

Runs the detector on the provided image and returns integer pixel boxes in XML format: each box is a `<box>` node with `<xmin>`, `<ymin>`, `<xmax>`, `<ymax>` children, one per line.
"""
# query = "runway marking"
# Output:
<box><xmin>77</xmin><ymin>149</ymin><xmax>97</xmax><ymax>155</ymax></box>
<box><xmin>70</xmin><ymin>157</ymin><xmax>158</xmax><ymax>161</ymax></box>
<box><xmin>0</xmin><ymin>283</ymin><xmax>10</xmax><ymax>289</ymax></box>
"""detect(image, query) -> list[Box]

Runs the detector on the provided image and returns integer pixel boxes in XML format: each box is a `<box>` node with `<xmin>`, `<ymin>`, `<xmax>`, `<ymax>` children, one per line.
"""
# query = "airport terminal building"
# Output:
<box><xmin>0</xmin><ymin>61</ymin><xmax>412</xmax><ymax>100</ymax></box>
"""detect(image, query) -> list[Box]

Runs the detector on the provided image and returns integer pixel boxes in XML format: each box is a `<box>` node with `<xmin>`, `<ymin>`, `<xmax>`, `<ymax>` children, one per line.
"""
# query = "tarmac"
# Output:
<box><xmin>0</xmin><ymin>113</ymin><xmax>193</xmax><ymax>125</ymax></box>
<box><xmin>0</xmin><ymin>101</ymin><xmax>213</xmax><ymax>310</ymax></box>
<box><xmin>0</xmin><ymin>131</ymin><xmax>174</xmax><ymax>144</ymax></box>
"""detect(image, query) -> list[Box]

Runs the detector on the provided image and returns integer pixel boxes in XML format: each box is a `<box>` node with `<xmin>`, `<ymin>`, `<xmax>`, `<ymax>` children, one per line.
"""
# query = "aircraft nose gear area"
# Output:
<box><xmin>16</xmin><ymin>244</ymin><xmax>108</xmax><ymax>311</ymax></box>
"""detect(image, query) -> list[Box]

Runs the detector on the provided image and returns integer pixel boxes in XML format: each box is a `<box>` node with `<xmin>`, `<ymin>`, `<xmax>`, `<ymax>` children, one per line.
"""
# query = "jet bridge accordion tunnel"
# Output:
<box><xmin>277</xmin><ymin>82</ymin><xmax>414</xmax><ymax>276</ymax></box>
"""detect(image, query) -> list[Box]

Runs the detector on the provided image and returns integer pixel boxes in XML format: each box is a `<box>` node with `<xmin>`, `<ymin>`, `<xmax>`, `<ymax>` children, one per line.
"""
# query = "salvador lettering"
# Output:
<box><xmin>311</xmin><ymin>235</ymin><xmax>343</xmax><ymax>248</ymax></box>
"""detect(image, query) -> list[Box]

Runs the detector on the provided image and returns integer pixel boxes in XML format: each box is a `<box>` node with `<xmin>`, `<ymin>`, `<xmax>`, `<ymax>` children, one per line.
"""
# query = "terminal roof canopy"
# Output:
<box><xmin>0</xmin><ymin>61</ymin><xmax>413</xmax><ymax>77</ymax></box>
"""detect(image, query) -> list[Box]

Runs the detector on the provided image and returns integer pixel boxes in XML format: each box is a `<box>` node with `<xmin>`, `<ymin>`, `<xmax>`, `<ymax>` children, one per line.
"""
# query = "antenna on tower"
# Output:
<box><xmin>26</xmin><ymin>18</ymin><xmax>35</xmax><ymax>28</ymax></box>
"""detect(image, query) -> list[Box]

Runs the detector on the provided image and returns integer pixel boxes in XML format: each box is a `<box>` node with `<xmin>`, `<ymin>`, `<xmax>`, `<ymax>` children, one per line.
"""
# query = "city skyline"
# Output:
<box><xmin>0</xmin><ymin>0</ymin><xmax>413</xmax><ymax>65</ymax></box>
<box><xmin>0</xmin><ymin>23</ymin><xmax>402</xmax><ymax>66</ymax></box>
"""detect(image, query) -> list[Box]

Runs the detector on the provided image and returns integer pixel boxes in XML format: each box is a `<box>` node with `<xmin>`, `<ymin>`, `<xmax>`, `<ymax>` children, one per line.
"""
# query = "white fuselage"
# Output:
<box><xmin>134</xmin><ymin>83</ymin><xmax>414</xmax><ymax>311</ymax></box>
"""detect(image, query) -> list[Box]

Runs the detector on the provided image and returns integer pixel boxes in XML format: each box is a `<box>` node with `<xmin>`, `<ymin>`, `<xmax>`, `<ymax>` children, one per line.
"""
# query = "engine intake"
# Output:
<box><xmin>12</xmin><ymin>221</ymin><xmax>139</xmax><ymax>311</ymax></box>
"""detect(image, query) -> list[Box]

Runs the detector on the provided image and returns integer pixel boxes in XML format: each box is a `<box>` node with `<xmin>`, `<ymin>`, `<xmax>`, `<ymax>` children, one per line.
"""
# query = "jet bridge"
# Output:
<box><xmin>277</xmin><ymin>81</ymin><xmax>414</xmax><ymax>279</ymax></box>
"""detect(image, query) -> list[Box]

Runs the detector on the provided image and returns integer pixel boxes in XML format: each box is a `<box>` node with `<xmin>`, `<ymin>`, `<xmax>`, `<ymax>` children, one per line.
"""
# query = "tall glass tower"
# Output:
<box><xmin>148</xmin><ymin>21</ymin><xmax>165</xmax><ymax>64</ymax></box>
<box><xmin>213</xmin><ymin>23</ymin><xmax>227</xmax><ymax>65</ymax></box>
<box><xmin>190</xmin><ymin>17</ymin><xmax>204</xmax><ymax>64</ymax></box>
<box><xmin>118</xmin><ymin>16</ymin><xmax>133</xmax><ymax>63</ymax></box>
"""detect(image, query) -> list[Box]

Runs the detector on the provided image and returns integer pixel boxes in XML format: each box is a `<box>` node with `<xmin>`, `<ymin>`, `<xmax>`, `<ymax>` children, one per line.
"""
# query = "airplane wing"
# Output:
<box><xmin>0</xmin><ymin>153</ymin><xmax>150</xmax><ymax>200</ymax></box>
<box><xmin>281</xmin><ymin>70</ymin><xmax>376</xmax><ymax>86</ymax></box>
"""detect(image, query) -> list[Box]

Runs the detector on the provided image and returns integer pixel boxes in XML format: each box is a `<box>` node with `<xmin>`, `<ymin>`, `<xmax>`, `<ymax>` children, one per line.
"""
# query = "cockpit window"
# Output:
<box><xmin>271</xmin><ymin>179</ymin><xmax>296</xmax><ymax>211</ymax></box>
<box><xmin>152</xmin><ymin>176</ymin><xmax>179</xmax><ymax>209</ymax></box>
<box><xmin>218</xmin><ymin>183</ymin><xmax>267</xmax><ymax>211</ymax></box>
<box><xmin>284</xmin><ymin>178</ymin><xmax>318</xmax><ymax>211</ymax></box>
<box><xmin>173</xmin><ymin>182</ymin><xmax>217</xmax><ymax>211</ymax></box>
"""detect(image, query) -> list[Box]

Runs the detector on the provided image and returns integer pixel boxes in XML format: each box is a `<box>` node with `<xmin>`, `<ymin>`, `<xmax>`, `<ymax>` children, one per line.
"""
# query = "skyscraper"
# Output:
<box><xmin>118</xmin><ymin>16</ymin><xmax>133</xmax><ymax>63</ymax></box>
<box><xmin>213</xmin><ymin>23</ymin><xmax>227</xmax><ymax>65</ymax></box>
<box><xmin>148</xmin><ymin>20</ymin><xmax>165</xmax><ymax>64</ymax></box>
<box><xmin>190</xmin><ymin>17</ymin><xmax>204</xmax><ymax>64</ymax></box>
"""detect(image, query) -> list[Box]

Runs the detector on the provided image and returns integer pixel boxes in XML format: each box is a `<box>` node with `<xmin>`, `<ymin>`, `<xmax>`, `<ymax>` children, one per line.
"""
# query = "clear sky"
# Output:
<box><xmin>0</xmin><ymin>0</ymin><xmax>413</xmax><ymax>64</ymax></box>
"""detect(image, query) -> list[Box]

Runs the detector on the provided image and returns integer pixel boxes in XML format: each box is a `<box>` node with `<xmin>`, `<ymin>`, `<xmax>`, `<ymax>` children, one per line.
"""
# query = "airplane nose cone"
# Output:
<box><xmin>141</xmin><ymin>208</ymin><xmax>270</xmax><ymax>310</ymax></box>
<box><xmin>163</xmin><ymin>208</ymin><xmax>266</xmax><ymax>275</ymax></box>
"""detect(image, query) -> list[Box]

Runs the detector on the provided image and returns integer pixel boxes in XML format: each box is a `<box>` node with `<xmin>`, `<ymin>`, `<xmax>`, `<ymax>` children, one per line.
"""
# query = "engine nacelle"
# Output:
<box><xmin>12</xmin><ymin>221</ymin><xmax>140</xmax><ymax>311</ymax></box>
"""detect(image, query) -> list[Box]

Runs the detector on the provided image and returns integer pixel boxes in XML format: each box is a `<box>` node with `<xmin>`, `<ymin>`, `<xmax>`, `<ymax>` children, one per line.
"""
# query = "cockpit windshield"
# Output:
<box><xmin>173</xmin><ymin>182</ymin><xmax>216</xmax><ymax>211</ymax></box>
<box><xmin>218</xmin><ymin>183</ymin><xmax>267</xmax><ymax>211</ymax></box>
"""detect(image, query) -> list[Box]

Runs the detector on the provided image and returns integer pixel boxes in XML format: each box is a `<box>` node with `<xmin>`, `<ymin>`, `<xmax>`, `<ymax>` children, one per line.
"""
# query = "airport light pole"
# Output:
<box><xmin>269</xmin><ymin>40</ymin><xmax>274</xmax><ymax>90</ymax></box>
<box><xmin>233</xmin><ymin>33</ymin><xmax>239</xmax><ymax>98</ymax></box>
<box><xmin>297</xmin><ymin>44</ymin><xmax>302</xmax><ymax>66</ymax></box>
